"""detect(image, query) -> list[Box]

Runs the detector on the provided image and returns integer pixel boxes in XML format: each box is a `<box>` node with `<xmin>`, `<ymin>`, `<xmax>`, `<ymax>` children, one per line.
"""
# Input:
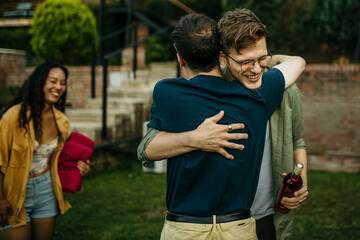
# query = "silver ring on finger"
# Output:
<box><xmin>228</xmin><ymin>124</ymin><xmax>232</xmax><ymax>133</ymax></box>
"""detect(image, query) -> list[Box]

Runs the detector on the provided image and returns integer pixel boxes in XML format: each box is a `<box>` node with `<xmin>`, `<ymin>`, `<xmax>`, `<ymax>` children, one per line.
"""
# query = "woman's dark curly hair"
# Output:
<box><xmin>1</xmin><ymin>61</ymin><xmax>68</xmax><ymax>139</ymax></box>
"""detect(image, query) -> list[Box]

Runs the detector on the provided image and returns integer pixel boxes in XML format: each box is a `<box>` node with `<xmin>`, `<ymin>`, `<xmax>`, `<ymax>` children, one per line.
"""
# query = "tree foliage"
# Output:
<box><xmin>30</xmin><ymin>0</ymin><xmax>98</xmax><ymax>64</ymax></box>
<box><xmin>313</xmin><ymin>0</ymin><xmax>360</xmax><ymax>53</ymax></box>
<box><xmin>145</xmin><ymin>35</ymin><xmax>176</xmax><ymax>64</ymax></box>
<box><xmin>221</xmin><ymin>0</ymin><xmax>315</xmax><ymax>55</ymax></box>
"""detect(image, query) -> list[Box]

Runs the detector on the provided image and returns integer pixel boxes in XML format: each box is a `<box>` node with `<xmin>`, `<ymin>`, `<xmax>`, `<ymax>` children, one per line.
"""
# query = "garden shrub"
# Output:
<box><xmin>30</xmin><ymin>0</ymin><xmax>98</xmax><ymax>64</ymax></box>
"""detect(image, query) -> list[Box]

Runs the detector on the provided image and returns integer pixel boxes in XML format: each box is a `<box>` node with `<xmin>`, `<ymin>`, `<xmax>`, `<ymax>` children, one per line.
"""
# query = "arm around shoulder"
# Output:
<box><xmin>0</xmin><ymin>110</ymin><xmax>15</xmax><ymax>172</ymax></box>
<box><xmin>271</xmin><ymin>55</ymin><xmax>306</xmax><ymax>89</ymax></box>
<box><xmin>290</xmin><ymin>85</ymin><xmax>306</xmax><ymax>150</ymax></box>
<box><xmin>145</xmin><ymin>130</ymin><xmax>198</xmax><ymax>161</ymax></box>
<box><xmin>137</xmin><ymin>127</ymin><xmax>198</xmax><ymax>162</ymax></box>
<box><xmin>143</xmin><ymin>111</ymin><xmax>247</xmax><ymax>161</ymax></box>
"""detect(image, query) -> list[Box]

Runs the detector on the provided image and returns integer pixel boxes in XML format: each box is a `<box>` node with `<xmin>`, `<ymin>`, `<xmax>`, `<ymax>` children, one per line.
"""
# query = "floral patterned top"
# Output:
<box><xmin>30</xmin><ymin>137</ymin><xmax>58</xmax><ymax>175</ymax></box>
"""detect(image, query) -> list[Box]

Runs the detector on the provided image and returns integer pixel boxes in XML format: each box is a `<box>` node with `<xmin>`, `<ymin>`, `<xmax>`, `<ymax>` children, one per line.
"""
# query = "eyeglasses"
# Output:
<box><xmin>173</xmin><ymin>43</ymin><xmax>179</xmax><ymax>53</ymax></box>
<box><xmin>224</xmin><ymin>51</ymin><xmax>272</xmax><ymax>71</ymax></box>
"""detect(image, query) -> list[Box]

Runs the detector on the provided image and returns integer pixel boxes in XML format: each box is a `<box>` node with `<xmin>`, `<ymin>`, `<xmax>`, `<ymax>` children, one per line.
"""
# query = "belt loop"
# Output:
<box><xmin>213</xmin><ymin>215</ymin><xmax>216</xmax><ymax>226</ymax></box>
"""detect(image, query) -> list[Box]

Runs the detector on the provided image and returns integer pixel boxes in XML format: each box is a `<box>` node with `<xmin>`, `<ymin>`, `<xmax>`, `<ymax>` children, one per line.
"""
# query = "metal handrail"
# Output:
<box><xmin>100</xmin><ymin>24</ymin><xmax>174</xmax><ymax>139</ymax></box>
<box><xmin>91</xmin><ymin>23</ymin><xmax>136</xmax><ymax>98</ymax></box>
<box><xmin>169</xmin><ymin>0</ymin><xmax>197</xmax><ymax>14</ymax></box>
<box><xmin>96</xmin><ymin>0</ymin><xmax>180</xmax><ymax>139</ymax></box>
<box><xmin>104</xmin><ymin>25</ymin><xmax>173</xmax><ymax>60</ymax></box>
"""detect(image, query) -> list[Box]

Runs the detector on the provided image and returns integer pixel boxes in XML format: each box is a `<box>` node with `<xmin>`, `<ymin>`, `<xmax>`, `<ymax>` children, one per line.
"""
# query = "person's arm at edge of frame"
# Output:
<box><xmin>0</xmin><ymin>115</ymin><xmax>13</xmax><ymax>227</ymax></box>
<box><xmin>0</xmin><ymin>171</ymin><xmax>13</xmax><ymax>227</ymax></box>
<box><xmin>281</xmin><ymin>86</ymin><xmax>309</xmax><ymax>210</ymax></box>
<box><xmin>270</xmin><ymin>55</ymin><xmax>306</xmax><ymax>89</ymax></box>
<box><xmin>140</xmin><ymin>110</ymin><xmax>248</xmax><ymax>162</ymax></box>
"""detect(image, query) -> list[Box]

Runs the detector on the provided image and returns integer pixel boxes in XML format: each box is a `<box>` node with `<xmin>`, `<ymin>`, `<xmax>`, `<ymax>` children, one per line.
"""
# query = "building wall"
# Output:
<box><xmin>0</xmin><ymin>48</ymin><xmax>26</xmax><ymax>90</ymax></box>
<box><xmin>298</xmin><ymin>65</ymin><xmax>360</xmax><ymax>153</ymax></box>
<box><xmin>297</xmin><ymin>64</ymin><xmax>360</xmax><ymax>173</ymax></box>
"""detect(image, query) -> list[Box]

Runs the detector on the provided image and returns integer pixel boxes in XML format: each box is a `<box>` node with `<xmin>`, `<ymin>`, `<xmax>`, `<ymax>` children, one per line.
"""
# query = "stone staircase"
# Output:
<box><xmin>65</xmin><ymin>62</ymin><xmax>177</xmax><ymax>144</ymax></box>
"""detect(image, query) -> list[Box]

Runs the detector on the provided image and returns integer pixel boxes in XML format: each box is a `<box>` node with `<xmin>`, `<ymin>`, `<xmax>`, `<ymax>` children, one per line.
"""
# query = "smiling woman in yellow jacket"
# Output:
<box><xmin>0</xmin><ymin>62</ymin><xmax>89</xmax><ymax>240</ymax></box>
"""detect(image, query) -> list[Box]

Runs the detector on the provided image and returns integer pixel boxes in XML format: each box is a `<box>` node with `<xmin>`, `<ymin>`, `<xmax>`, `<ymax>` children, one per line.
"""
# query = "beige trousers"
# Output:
<box><xmin>160</xmin><ymin>216</ymin><xmax>257</xmax><ymax>240</ymax></box>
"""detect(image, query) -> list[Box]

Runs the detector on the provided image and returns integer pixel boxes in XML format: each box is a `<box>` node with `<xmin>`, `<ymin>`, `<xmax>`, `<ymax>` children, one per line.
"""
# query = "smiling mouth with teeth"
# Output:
<box><xmin>245</xmin><ymin>74</ymin><xmax>260</xmax><ymax>81</ymax></box>
<box><xmin>247</xmin><ymin>75</ymin><xmax>259</xmax><ymax>79</ymax></box>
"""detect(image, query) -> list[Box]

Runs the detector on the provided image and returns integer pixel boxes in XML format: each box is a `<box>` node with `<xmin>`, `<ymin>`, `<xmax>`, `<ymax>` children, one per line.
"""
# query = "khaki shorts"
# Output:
<box><xmin>160</xmin><ymin>216</ymin><xmax>257</xmax><ymax>240</ymax></box>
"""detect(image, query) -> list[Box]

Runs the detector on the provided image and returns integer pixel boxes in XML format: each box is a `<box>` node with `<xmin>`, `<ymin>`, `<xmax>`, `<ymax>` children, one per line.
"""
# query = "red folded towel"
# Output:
<box><xmin>58</xmin><ymin>132</ymin><xmax>95</xmax><ymax>193</ymax></box>
<box><xmin>67</xmin><ymin>132</ymin><xmax>95</xmax><ymax>150</ymax></box>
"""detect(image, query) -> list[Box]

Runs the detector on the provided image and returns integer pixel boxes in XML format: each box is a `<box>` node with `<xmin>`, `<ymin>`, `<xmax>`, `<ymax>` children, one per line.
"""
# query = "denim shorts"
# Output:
<box><xmin>0</xmin><ymin>171</ymin><xmax>58</xmax><ymax>230</ymax></box>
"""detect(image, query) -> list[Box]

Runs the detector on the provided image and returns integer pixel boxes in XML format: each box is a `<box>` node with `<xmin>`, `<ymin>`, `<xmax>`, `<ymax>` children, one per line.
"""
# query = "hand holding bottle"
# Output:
<box><xmin>275</xmin><ymin>163</ymin><xmax>309</xmax><ymax>214</ymax></box>
<box><xmin>280</xmin><ymin>182</ymin><xmax>308</xmax><ymax>210</ymax></box>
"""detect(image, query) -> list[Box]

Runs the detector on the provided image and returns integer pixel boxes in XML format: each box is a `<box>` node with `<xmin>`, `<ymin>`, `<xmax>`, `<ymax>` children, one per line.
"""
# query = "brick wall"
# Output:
<box><xmin>0</xmin><ymin>48</ymin><xmax>27</xmax><ymax>90</ymax></box>
<box><xmin>297</xmin><ymin>64</ymin><xmax>360</xmax><ymax>173</ymax></box>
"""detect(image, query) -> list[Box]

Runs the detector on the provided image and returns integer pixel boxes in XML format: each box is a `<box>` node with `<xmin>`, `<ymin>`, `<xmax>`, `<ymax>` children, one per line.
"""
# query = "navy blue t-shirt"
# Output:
<box><xmin>148</xmin><ymin>68</ymin><xmax>285</xmax><ymax>216</ymax></box>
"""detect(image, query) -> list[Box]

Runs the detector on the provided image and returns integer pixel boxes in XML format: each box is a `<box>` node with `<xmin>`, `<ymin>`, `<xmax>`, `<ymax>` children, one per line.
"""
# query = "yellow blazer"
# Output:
<box><xmin>0</xmin><ymin>104</ymin><xmax>71</xmax><ymax>228</ymax></box>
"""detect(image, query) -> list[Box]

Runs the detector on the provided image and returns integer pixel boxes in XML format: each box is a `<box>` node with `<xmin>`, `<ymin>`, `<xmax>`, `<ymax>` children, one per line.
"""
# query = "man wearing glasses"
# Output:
<box><xmin>218</xmin><ymin>9</ymin><xmax>309</xmax><ymax>240</ymax></box>
<box><xmin>139</xmin><ymin>9</ymin><xmax>306</xmax><ymax>240</ymax></box>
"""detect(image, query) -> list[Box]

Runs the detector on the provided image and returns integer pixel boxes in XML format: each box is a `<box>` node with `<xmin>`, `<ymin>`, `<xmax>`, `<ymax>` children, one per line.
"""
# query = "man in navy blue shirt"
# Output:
<box><xmin>144</xmin><ymin>10</ymin><xmax>305</xmax><ymax>240</ymax></box>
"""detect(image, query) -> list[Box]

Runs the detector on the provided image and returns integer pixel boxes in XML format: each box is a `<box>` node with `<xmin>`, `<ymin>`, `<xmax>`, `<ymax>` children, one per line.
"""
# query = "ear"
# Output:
<box><xmin>176</xmin><ymin>53</ymin><xmax>186</xmax><ymax>68</ymax></box>
<box><xmin>219</xmin><ymin>51</ymin><xmax>227</xmax><ymax>67</ymax></box>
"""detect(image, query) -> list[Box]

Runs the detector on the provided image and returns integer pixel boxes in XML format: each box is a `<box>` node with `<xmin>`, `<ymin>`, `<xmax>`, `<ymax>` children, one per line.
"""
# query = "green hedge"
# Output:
<box><xmin>0</xmin><ymin>28</ymin><xmax>32</xmax><ymax>52</ymax></box>
<box><xmin>0</xmin><ymin>86</ymin><xmax>20</xmax><ymax>104</ymax></box>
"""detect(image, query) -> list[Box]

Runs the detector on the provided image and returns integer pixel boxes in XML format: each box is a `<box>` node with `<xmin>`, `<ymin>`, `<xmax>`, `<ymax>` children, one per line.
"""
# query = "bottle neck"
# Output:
<box><xmin>290</xmin><ymin>174</ymin><xmax>300</xmax><ymax>182</ymax></box>
<box><xmin>293</xmin><ymin>162</ymin><xmax>304</xmax><ymax>176</ymax></box>
<box><xmin>291</xmin><ymin>162</ymin><xmax>304</xmax><ymax>181</ymax></box>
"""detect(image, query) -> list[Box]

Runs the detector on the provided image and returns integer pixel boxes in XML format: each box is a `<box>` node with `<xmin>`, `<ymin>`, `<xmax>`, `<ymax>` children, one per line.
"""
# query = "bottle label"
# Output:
<box><xmin>282</xmin><ymin>187</ymin><xmax>294</xmax><ymax>198</ymax></box>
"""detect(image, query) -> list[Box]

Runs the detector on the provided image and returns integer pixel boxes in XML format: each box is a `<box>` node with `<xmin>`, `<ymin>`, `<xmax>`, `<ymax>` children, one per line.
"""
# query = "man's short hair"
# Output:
<box><xmin>171</xmin><ymin>13</ymin><xmax>220</xmax><ymax>72</ymax></box>
<box><xmin>217</xmin><ymin>8</ymin><xmax>267</xmax><ymax>54</ymax></box>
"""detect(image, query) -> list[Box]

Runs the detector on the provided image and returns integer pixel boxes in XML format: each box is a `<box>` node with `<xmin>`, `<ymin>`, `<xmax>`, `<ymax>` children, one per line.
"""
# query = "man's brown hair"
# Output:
<box><xmin>217</xmin><ymin>8</ymin><xmax>267</xmax><ymax>54</ymax></box>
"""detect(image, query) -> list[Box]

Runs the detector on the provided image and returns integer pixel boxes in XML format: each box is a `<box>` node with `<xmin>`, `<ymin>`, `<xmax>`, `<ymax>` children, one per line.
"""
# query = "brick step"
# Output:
<box><xmin>108</xmin><ymin>87</ymin><xmax>153</xmax><ymax>99</ymax></box>
<box><xmin>84</xmin><ymin>97</ymin><xmax>150</xmax><ymax>138</ymax></box>
<box><xmin>120</xmin><ymin>81</ymin><xmax>149</xmax><ymax>89</ymax></box>
<box><xmin>107</xmin><ymin>71</ymin><xmax>141</xmax><ymax>90</ymax></box>
<box><xmin>149</xmin><ymin>61</ymin><xmax>178</xmax><ymax>73</ymax></box>
<box><xmin>70</xmin><ymin>122</ymin><xmax>107</xmax><ymax>142</ymax></box>
<box><xmin>70</xmin><ymin>121</ymin><xmax>131</xmax><ymax>143</ymax></box>
<box><xmin>65</xmin><ymin>62</ymin><xmax>178</xmax><ymax>144</ymax></box>
<box><xmin>133</xmin><ymin>68</ymin><xmax>177</xmax><ymax>80</ymax></box>
<box><xmin>85</xmin><ymin>97</ymin><xmax>149</xmax><ymax>110</ymax></box>
<box><xmin>146</xmin><ymin>70</ymin><xmax>177</xmax><ymax>82</ymax></box>
<box><xmin>66</xmin><ymin>109</ymin><xmax>131</xmax><ymax>125</ymax></box>
<box><xmin>109</xmin><ymin>61</ymin><xmax>177</xmax><ymax>80</ymax></box>
<box><xmin>109</xmin><ymin>70</ymin><xmax>177</xmax><ymax>89</ymax></box>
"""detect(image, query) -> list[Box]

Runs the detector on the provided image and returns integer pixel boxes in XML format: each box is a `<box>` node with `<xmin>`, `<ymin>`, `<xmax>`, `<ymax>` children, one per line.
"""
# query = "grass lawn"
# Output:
<box><xmin>55</xmin><ymin>156</ymin><xmax>360</xmax><ymax>240</ymax></box>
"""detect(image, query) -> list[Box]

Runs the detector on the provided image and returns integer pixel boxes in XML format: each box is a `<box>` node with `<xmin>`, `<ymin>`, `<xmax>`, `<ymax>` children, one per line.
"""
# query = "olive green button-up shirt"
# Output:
<box><xmin>271</xmin><ymin>83</ymin><xmax>306</xmax><ymax>240</ymax></box>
